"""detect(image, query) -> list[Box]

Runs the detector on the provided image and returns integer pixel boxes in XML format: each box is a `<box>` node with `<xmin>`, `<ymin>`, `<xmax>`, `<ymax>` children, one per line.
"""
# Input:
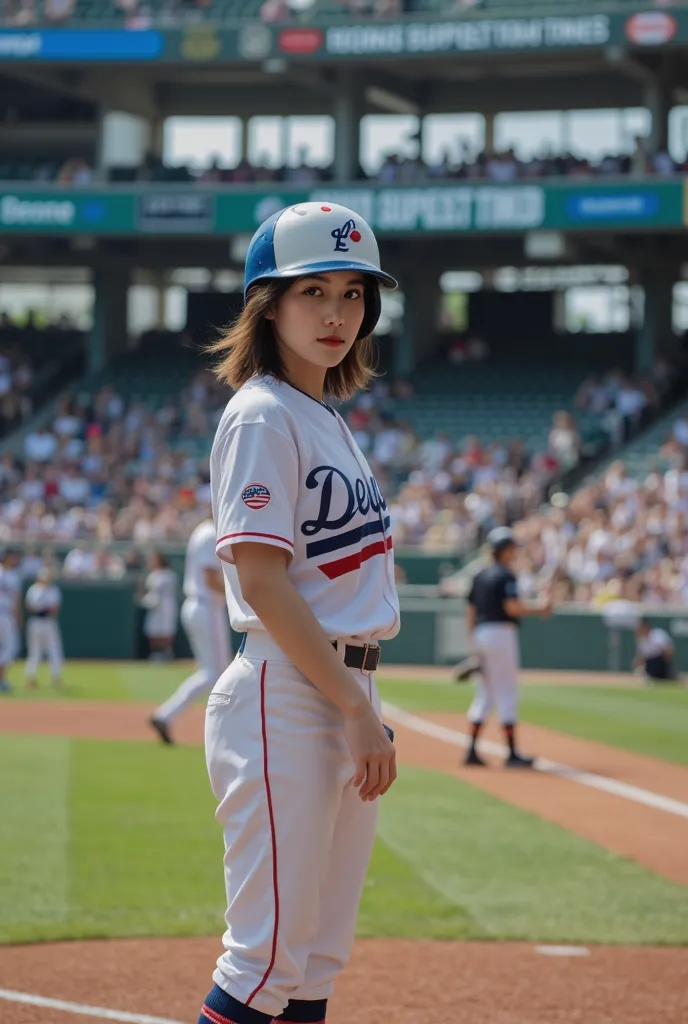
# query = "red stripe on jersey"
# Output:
<box><xmin>246</xmin><ymin>660</ymin><xmax>280</xmax><ymax>1007</ymax></box>
<box><xmin>318</xmin><ymin>535</ymin><xmax>392</xmax><ymax>580</ymax></box>
<box><xmin>216</xmin><ymin>531</ymin><xmax>294</xmax><ymax>548</ymax></box>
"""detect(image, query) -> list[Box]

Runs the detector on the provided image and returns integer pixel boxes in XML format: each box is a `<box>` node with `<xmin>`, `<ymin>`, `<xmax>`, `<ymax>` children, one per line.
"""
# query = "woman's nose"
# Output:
<box><xmin>324</xmin><ymin>306</ymin><xmax>345</xmax><ymax>326</ymax></box>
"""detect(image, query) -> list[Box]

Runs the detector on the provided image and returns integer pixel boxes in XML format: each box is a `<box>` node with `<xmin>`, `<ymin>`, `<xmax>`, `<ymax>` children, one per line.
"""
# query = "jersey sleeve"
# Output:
<box><xmin>467</xmin><ymin>576</ymin><xmax>478</xmax><ymax>606</ymax></box>
<box><xmin>213</xmin><ymin>422</ymin><xmax>298</xmax><ymax>565</ymax></box>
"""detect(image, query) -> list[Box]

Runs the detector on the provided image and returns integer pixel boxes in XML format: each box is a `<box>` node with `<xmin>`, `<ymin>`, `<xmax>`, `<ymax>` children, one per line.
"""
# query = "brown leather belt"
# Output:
<box><xmin>333</xmin><ymin>641</ymin><xmax>381</xmax><ymax>673</ymax></box>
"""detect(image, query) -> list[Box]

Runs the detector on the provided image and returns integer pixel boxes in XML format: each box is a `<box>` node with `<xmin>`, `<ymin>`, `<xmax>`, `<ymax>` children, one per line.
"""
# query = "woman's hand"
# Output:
<box><xmin>344</xmin><ymin>702</ymin><xmax>397</xmax><ymax>801</ymax></box>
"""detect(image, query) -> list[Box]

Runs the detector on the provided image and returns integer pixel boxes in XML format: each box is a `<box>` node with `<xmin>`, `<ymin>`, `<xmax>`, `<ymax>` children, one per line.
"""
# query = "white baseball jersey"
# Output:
<box><xmin>145</xmin><ymin>568</ymin><xmax>177</xmax><ymax>604</ymax></box>
<box><xmin>26</xmin><ymin>582</ymin><xmax>62</xmax><ymax>615</ymax></box>
<box><xmin>211</xmin><ymin>375</ymin><xmax>400</xmax><ymax>642</ymax></box>
<box><xmin>184</xmin><ymin>519</ymin><xmax>223</xmax><ymax>604</ymax></box>
<box><xmin>0</xmin><ymin>566</ymin><xmax>19</xmax><ymax>616</ymax></box>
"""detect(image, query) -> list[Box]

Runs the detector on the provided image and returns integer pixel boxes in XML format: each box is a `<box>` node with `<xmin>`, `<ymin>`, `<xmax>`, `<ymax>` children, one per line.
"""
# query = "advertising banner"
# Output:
<box><xmin>0</xmin><ymin>181</ymin><xmax>684</xmax><ymax>235</ymax></box>
<box><xmin>0</xmin><ymin>9</ymin><xmax>686</xmax><ymax>64</ymax></box>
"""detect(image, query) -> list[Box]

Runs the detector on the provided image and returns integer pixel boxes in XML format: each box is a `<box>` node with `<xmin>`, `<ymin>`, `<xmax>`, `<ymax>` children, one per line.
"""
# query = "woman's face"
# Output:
<box><xmin>267</xmin><ymin>271</ymin><xmax>367</xmax><ymax>372</ymax></box>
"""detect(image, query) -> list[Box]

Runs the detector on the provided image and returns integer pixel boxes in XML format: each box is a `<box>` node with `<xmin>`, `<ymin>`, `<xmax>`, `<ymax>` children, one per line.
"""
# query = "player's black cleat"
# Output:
<box><xmin>149</xmin><ymin>716</ymin><xmax>174</xmax><ymax>745</ymax></box>
<box><xmin>464</xmin><ymin>748</ymin><xmax>488</xmax><ymax>767</ymax></box>
<box><xmin>505</xmin><ymin>752</ymin><xmax>535</xmax><ymax>769</ymax></box>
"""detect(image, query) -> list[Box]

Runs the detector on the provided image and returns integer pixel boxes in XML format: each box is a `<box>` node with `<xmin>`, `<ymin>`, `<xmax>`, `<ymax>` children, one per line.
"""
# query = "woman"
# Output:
<box><xmin>199</xmin><ymin>202</ymin><xmax>400</xmax><ymax>1024</ymax></box>
<box><xmin>141</xmin><ymin>551</ymin><xmax>178</xmax><ymax>660</ymax></box>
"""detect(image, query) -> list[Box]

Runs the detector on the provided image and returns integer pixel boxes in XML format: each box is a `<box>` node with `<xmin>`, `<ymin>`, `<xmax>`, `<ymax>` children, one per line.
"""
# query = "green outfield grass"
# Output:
<box><xmin>5</xmin><ymin>661</ymin><xmax>688</xmax><ymax>765</ymax></box>
<box><xmin>1</xmin><ymin>732</ymin><xmax>687</xmax><ymax>947</ymax></box>
<box><xmin>377</xmin><ymin>679</ymin><xmax>688</xmax><ymax>767</ymax></box>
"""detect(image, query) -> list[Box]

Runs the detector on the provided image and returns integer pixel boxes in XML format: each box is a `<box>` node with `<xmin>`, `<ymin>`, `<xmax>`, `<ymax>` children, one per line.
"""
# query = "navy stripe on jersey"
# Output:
<box><xmin>306</xmin><ymin>515</ymin><xmax>391</xmax><ymax>559</ymax></box>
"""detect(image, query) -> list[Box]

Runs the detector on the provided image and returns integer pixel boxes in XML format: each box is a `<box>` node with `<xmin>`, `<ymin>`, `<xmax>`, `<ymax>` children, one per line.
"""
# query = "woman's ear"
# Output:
<box><xmin>264</xmin><ymin>309</ymin><xmax>275</xmax><ymax>321</ymax></box>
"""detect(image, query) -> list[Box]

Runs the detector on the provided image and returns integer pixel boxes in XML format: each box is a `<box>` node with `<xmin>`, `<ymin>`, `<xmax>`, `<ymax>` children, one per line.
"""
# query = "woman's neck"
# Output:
<box><xmin>280</xmin><ymin>350</ymin><xmax>326</xmax><ymax>402</ymax></box>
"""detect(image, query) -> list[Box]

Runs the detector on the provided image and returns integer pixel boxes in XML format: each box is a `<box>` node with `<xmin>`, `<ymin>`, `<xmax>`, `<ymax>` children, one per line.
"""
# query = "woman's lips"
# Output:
<box><xmin>317</xmin><ymin>336</ymin><xmax>345</xmax><ymax>347</ymax></box>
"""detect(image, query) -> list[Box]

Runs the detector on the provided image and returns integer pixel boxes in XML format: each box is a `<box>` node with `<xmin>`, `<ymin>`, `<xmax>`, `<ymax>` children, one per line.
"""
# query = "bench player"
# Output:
<box><xmin>149</xmin><ymin>516</ymin><xmax>230</xmax><ymax>744</ymax></box>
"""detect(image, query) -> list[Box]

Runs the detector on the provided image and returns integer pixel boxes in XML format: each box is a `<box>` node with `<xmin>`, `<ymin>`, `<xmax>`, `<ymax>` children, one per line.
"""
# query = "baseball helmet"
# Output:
<box><xmin>244</xmin><ymin>201</ymin><xmax>398</xmax><ymax>339</ymax></box>
<box><xmin>487</xmin><ymin>527</ymin><xmax>517</xmax><ymax>555</ymax></box>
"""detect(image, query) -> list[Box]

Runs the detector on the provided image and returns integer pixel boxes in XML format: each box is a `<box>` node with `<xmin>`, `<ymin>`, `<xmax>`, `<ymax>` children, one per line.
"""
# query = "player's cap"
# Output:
<box><xmin>244</xmin><ymin>201</ymin><xmax>397</xmax><ymax>338</ymax></box>
<box><xmin>487</xmin><ymin>527</ymin><xmax>517</xmax><ymax>554</ymax></box>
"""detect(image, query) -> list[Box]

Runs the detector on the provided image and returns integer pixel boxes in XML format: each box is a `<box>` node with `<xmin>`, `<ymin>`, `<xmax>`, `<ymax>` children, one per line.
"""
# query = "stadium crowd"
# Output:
<box><xmin>0</xmin><ymin>363</ymin><xmax>589</xmax><ymax>565</ymax></box>
<box><xmin>510</xmin><ymin>430</ymin><xmax>688</xmax><ymax>608</ymax></box>
<box><xmin>0</xmin><ymin>313</ymin><xmax>42</xmax><ymax>437</ymax></box>
<box><xmin>1</xmin><ymin>0</ymin><xmax>679</xmax><ymax>28</ymax></box>
<box><xmin>4</xmin><ymin>139</ymin><xmax>688</xmax><ymax>187</ymax></box>
<box><xmin>0</xmin><ymin>373</ymin><xmax>224</xmax><ymax>550</ymax></box>
<box><xmin>0</xmin><ymin>313</ymin><xmax>682</xmax><ymax>608</ymax></box>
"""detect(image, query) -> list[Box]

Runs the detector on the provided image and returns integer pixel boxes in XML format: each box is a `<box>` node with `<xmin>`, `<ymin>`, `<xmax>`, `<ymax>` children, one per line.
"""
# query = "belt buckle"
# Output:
<box><xmin>362</xmin><ymin>643</ymin><xmax>380</xmax><ymax>673</ymax></box>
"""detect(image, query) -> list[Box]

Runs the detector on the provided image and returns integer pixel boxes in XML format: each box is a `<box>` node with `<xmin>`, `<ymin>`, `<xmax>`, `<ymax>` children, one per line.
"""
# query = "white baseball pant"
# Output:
<box><xmin>154</xmin><ymin>598</ymin><xmax>231</xmax><ymax>725</ymax></box>
<box><xmin>467</xmin><ymin>622</ymin><xmax>520</xmax><ymax>725</ymax></box>
<box><xmin>205</xmin><ymin>631</ymin><xmax>379</xmax><ymax>1019</ymax></box>
<box><xmin>25</xmin><ymin>618</ymin><xmax>64</xmax><ymax>680</ymax></box>
<box><xmin>0</xmin><ymin>613</ymin><xmax>19</xmax><ymax>668</ymax></box>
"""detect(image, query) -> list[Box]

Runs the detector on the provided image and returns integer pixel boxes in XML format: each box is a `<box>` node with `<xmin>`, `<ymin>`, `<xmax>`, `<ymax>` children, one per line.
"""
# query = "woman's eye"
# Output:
<box><xmin>346</xmin><ymin>290</ymin><xmax>362</xmax><ymax>300</ymax></box>
<box><xmin>303</xmin><ymin>286</ymin><xmax>321</xmax><ymax>296</ymax></box>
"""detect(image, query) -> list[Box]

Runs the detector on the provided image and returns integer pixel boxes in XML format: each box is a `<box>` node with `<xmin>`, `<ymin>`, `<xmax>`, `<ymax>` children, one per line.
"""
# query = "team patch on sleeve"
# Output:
<box><xmin>241</xmin><ymin>483</ymin><xmax>271</xmax><ymax>510</ymax></box>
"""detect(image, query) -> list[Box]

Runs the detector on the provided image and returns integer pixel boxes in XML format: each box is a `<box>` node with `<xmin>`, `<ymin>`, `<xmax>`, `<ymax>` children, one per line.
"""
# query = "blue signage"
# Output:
<box><xmin>0</xmin><ymin>29</ymin><xmax>163</xmax><ymax>60</ymax></box>
<box><xmin>565</xmin><ymin>191</ymin><xmax>661</xmax><ymax>222</ymax></box>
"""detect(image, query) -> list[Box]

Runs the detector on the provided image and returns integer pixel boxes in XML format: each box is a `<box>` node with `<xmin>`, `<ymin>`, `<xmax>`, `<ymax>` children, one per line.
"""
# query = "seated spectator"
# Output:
<box><xmin>548</xmin><ymin>411</ymin><xmax>580</xmax><ymax>471</ymax></box>
<box><xmin>44</xmin><ymin>0</ymin><xmax>75</xmax><ymax>21</ymax></box>
<box><xmin>671</xmin><ymin>416</ymin><xmax>688</xmax><ymax>450</ymax></box>
<box><xmin>25</xmin><ymin>426</ymin><xmax>58</xmax><ymax>463</ymax></box>
<box><xmin>652</xmin><ymin>150</ymin><xmax>675</xmax><ymax>177</ymax></box>
<box><xmin>615</xmin><ymin>375</ymin><xmax>648</xmax><ymax>438</ymax></box>
<box><xmin>57</xmin><ymin>158</ymin><xmax>93</xmax><ymax>186</ymax></box>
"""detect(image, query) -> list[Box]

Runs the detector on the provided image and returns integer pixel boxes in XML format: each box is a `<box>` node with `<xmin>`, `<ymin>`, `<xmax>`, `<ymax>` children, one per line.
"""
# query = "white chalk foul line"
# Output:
<box><xmin>381</xmin><ymin>701</ymin><xmax>688</xmax><ymax>821</ymax></box>
<box><xmin>0</xmin><ymin>989</ymin><xmax>186</xmax><ymax>1024</ymax></box>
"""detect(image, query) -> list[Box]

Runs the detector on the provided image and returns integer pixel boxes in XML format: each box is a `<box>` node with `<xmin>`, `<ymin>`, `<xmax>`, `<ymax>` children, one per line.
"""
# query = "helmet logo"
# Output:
<box><xmin>331</xmin><ymin>218</ymin><xmax>362</xmax><ymax>252</ymax></box>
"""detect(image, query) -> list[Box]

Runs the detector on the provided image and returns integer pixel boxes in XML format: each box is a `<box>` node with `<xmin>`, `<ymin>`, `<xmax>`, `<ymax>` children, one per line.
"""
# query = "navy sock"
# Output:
<box><xmin>198</xmin><ymin>984</ymin><xmax>274</xmax><ymax>1024</ymax></box>
<box><xmin>503</xmin><ymin>723</ymin><xmax>516</xmax><ymax>755</ymax></box>
<box><xmin>275</xmin><ymin>999</ymin><xmax>327</xmax><ymax>1022</ymax></box>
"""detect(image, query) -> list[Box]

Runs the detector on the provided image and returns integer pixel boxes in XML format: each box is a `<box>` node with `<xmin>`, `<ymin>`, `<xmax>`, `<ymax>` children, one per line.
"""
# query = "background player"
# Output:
<box><xmin>633</xmin><ymin>618</ymin><xmax>676</xmax><ymax>682</ymax></box>
<box><xmin>464</xmin><ymin>527</ymin><xmax>551</xmax><ymax>768</ymax></box>
<box><xmin>149</xmin><ymin>515</ymin><xmax>231</xmax><ymax>744</ymax></box>
<box><xmin>25</xmin><ymin>567</ymin><xmax>64</xmax><ymax>689</ymax></box>
<box><xmin>0</xmin><ymin>549</ymin><xmax>22</xmax><ymax>692</ymax></box>
<box><xmin>198</xmin><ymin>201</ymin><xmax>398</xmax><ymax>1024</ymax></box>
<box><xmin>141</xmin><ymin>551</ymin><xmax>179</xmax><ymax>661</ymax></box>
<box><xmin>4</xmin><ymin>548</ymin><xmax>22</xmax><ymax>661</ymax></box>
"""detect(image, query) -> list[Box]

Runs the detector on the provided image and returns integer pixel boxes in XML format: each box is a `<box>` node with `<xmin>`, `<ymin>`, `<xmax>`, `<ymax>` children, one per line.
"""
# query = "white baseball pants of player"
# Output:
<box><xmin>0</xmin><ymin>613</ymin><xmax>19</xmax><ymax>668</ymax></box>
<box><xmin>467</xmin><ymin>622</ymin><xmax>520</xmax><ymax>724</ymax></box>
<box><xmin>205</xmin><ymin>631</ymin><xmax>380</xmax><ymax>1019</ymax></box>
<box><xmin>154</xmin><ymin>597</ymin><xmax>231</xmax><ymax>725</ymax></box>
<box><xmin>25</xmin><ymin>618</ymin><xmax>64</xmax><ymax>680</ymax></box>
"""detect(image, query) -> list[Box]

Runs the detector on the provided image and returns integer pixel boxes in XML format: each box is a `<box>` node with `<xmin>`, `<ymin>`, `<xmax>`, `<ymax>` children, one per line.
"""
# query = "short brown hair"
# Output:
<box><xmin>208</xmin><ymin>279</ymin><xmax>377</xmax><ymax>401</ymax></box>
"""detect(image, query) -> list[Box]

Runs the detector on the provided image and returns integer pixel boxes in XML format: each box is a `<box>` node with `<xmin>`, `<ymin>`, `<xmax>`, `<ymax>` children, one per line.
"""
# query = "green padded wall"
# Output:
<box><xmin>19</xmin><ymin>579</ymin><xmax>688</xmax><ymax>676</ymax></box>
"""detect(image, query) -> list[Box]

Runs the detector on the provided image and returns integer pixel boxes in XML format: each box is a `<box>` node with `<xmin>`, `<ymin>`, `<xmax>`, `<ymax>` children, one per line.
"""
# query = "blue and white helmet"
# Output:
<box><xmin>244</xmin><ymin>201</ymin><xmax>398</xmax><ymax>338</ymax></box>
